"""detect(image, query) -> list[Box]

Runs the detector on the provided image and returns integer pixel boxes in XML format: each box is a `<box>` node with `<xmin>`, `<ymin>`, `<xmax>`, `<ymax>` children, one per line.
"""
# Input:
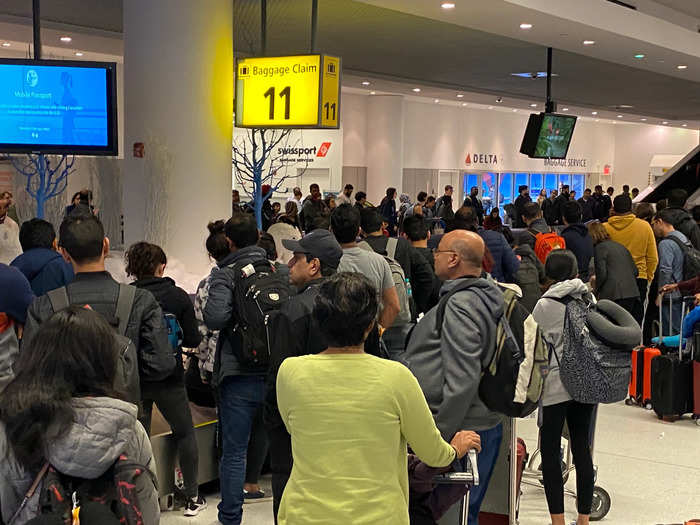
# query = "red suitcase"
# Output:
<box><xmin>627</xmin><ymin>346</ymin><xmax>661</xmax><ymax>408</ymax></box>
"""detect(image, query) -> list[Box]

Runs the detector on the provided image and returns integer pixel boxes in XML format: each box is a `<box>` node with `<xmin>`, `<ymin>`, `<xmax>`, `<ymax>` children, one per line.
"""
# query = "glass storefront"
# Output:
<box><xmin>464</xmin><ymin>171</ymin><xmax>588</xmax><ymax>219</ymax></box>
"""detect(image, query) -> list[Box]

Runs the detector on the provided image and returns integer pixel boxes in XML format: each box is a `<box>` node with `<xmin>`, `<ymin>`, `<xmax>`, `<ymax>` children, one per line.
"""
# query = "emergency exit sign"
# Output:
<box><xmin>235</xmin><ymin>54</ymin><xmax>341</xmax><ymax>129</ymax></box>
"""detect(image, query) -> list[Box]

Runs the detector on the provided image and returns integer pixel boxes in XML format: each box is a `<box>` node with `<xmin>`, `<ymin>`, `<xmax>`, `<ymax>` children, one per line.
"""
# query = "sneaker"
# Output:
<box><xmin>243</xmin><ymin>489</ymin><xmax>268</xmax><ymax>502</ymax></box>
<box><xmin>183</xmin><ymin>495</ymin><xmax>207</xmax><ymax>517</ymax></box>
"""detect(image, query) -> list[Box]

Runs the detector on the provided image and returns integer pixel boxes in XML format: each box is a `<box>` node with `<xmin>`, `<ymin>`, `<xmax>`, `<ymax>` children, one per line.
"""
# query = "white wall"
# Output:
<box><xmin>341</xmin><ymin>93</ymin><xmax>367</xmax><ymax>167</ymax></box>
<box><xmin>612</xmin><ymin>124</ymin><xmax>699</xmax><ymax>190</ymax></box>
<box><xmin>342</xmin><ymin>93</ymin><xmax>699</xmax><ymax>200</ymax></box>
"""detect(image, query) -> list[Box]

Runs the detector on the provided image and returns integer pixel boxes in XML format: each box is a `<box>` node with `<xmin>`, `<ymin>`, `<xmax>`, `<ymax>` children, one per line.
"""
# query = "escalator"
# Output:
<box><xmin>639</xmin><ymin>145</ymin><xmax>700</xmax><ymax>204</ymax></box>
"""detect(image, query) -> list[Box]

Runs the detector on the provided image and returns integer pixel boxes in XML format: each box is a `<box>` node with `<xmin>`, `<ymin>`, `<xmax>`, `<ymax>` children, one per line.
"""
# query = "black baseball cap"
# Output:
<box><xmin>282</xmin><ymin>229</ymin><xmax>343</xmax><ymax>269</ymax></box>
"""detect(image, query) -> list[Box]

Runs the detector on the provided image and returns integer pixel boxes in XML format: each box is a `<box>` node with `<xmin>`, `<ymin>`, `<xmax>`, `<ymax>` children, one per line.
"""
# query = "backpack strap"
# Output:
<box><xmin>116</xmin><ymin>284</ymin><xmax>137</xmax><ymax>337</ymax></box>
<box><xmin>7</xmin><ymin>462</ymin><xmax>50</xmax><ymax>525</ymax></box>
<box><xmin>386</xmin><ymin>237</ymin><xmax>398</xmax><ymax>260</ymax></box>
<box><xmin>46</xmin><ymin>286</ymin><xmax>71</xmax><ymax>313</ymax></box>
<box><xmin>664</xmin><ymin>234</ymin><xmax>690</xmax><ymax>254</ymax></box>
<box><xmin>435</xmin><ymin>277</ymin><xmax>481</xmax><ymax>336</ymax></box>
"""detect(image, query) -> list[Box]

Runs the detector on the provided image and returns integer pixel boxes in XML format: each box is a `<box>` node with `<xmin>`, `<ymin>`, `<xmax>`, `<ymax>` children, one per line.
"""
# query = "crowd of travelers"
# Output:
<box><xmin>0</xmin><ymin>179</ymin><xmax>696</xmax><ymax>525</ymax></box>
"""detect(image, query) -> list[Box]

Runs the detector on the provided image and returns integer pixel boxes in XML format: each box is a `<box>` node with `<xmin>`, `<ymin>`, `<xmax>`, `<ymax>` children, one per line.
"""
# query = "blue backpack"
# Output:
<box><xmin>164</xmin><ymin>312</ymin><xmax>184</xmax><ymax>351</ymax></box>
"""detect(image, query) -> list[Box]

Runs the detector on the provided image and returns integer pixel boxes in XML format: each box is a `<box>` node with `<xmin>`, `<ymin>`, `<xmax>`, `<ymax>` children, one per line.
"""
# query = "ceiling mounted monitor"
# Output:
<box><xmin>520</xmin><ymin>112</ymin><xmax>577</xmax><ymax>159</ymax></box>
<box><xmin>0</xmin><ymin>59</ymin><xmax>118</xmax><ymax>156</ymax></box>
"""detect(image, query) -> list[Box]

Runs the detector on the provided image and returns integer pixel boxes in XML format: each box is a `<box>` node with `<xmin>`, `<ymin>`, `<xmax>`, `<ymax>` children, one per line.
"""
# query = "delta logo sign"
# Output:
<box><xmin>465</xmin><ymin>152</ymin><xmax>499</xmax><ymax>166</ymax></box>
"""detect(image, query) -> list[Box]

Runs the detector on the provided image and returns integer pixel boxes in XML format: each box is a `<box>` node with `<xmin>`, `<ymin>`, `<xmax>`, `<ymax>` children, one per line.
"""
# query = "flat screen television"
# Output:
<box><xmin>0</xmin><ymin>59</ymin><xmax>118</xmax><ymax>155</ymax></box>
<box><xmin>520</xmin><ymin>112</ymin><xmax>577</xmax><ymax>159</ymax></box>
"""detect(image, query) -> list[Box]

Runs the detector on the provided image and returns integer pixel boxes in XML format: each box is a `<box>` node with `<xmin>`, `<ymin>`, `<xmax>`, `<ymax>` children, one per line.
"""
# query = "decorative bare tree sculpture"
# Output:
<box><xmin>232</xmin><ymin>128</ymin><xmax>308</xmax><ymax>229</ymax></box>
<box><xmin>10</xmin><ymin>153</ymin><xmax>75</xmax><ymax>219</ymax></box>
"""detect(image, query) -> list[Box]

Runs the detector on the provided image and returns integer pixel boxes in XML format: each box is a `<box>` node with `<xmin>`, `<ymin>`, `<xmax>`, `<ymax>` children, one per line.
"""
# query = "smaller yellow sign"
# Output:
<box><xmin>235</xmin><ymin>54</ymin><xmax>341</xmax><ymax>129</ymax></box>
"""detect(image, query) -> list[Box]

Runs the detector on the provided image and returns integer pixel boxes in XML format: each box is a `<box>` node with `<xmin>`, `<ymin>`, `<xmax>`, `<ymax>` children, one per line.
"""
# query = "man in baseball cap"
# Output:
<box><xmin>282</xmin><ymin>229</ymin><xmax>342</xmax><ymax>288</ymax></box>
<box><xmin>266</xmin><ymin>228</ymin><xmax>343</xmax><ymax>519</ymax></box>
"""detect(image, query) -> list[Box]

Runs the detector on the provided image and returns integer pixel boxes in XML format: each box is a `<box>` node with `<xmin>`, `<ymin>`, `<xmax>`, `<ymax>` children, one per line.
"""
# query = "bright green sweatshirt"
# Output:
<box><xmin>277</xmin><ymin>353</ymin><xmax>456</xmax><ymax>525</ymax></box>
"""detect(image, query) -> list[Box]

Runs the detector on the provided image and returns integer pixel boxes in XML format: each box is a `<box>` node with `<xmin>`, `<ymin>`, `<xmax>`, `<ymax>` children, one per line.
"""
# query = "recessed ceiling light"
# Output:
<box><xmin>434</xmin><ymin>99</ymin><xmax>440</xmax><ymax>103</ymax></box>
<box><xmin>529</xmin><ymin>103</ymin><xmax>537</xmax><ymax>107</ymax></box>
<box><xmin>663</xmin><ymin>121</ymin><xmax>669</xmax><ymax>124</ymax></box>
<box><xmin>591</xmin><ymin>111</ymin><xmax>598</xmax><ymax>115</ymax></box>
<box><xmin>457</xmin><ymin>94</ymin><xmax>464</xmax><ymax>98</ymax></box>
<box><xmin>441</xmin><ymin>1</ymin><xmax>456</xmax><ymax>8</ymax></box>
<box><xmin>617</xmin><ymin>115</ymin><xmax>623</xmax><ymax>118</ymax></box>
<box><xmin>461</xmin><ymin>102</ymin><xmax>467</xmax><ymax>107</ymax></box>
<box><xmin>519</xmin><ymin>23</ymin><xmax>532</xmax><ymax>29</ymax></box>
<box><xmin>59</xmin><ymin>36</ymin><xmax>72</xmax><ymax>42</ymax></box>
<box><xmin>682</xmin><ymin>123</ymin><xmax>687</xmax><ymax>127</ymax></box>
<box><xmin>488</xmin><ymin>106</ymin><xmax>494</xmax><ymax>109</ymax></box>
<box><xmin>595</xmin><ymin>119</ymin><xmax>600</xmax><ymax>122</ymax></box>
<box><xmin>512</xmin><ymin>109</ymin><xmax>517</xmax><ymax>112</ymax></box>
<box><xmin>677</xmin><ymin>65</ymin><xmax>688</xmax><ymax>69</ymax></box>
<box><xmin>562</xmin><ymin>107</ymin><xmax>569</xmax><ymax>111</ymax></box>
<box><xmin>641</xmin><ymin>118</ymin><xmax>647</xmax><ymax>121</ymax></box>
<box><xmin>634</xmin><ymin>54</ymin><xmax>645</xmax><ymax>59</ymax></box>
<box><xmin>583</xmin><ymin>40</ymin><xmax>595</xmax><ymax>45</ymax></box>
<box><xmin>361</xmin><ymin>81</ymin><xmax>370</xmax><ymax>86</ymax></box>
<box><xmin>370</xmin><ymin>91</ymin><xmax>376</xmax><ymax>95</ymax></box>
<box><xmin>1</xmin><ymin>42</ymin><xmax>10</xmax><ymax>47</ymax></box>
<box><xmin>412</xmin><ymin>88</ymin><xmax>421</xmax><ymax>92</ymax></box>
<box><xmin>74</xmin><ymin>52</ymin><xmax>83</xmax><ymax>57</ymax></box>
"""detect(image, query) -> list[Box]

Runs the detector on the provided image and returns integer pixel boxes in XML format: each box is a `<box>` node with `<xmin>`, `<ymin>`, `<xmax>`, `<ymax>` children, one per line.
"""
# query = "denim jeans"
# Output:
<box><xmin>466</xmin><ymin>423</ymin><xmax>503</xmax><ymax>524</ymax></box>
<box><xmin>661</xmin><ymin>296</ymin><xmax>682</xmax><ymax>337</ymax></box>
<box><xmin>217</xmin><ymin>374</ymin><xmax>265</xmax><ymax>525</ymax></box>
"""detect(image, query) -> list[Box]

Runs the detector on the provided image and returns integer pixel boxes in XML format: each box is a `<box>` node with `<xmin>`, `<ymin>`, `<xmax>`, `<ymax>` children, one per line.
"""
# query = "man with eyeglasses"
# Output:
<box><xmin>403</xmin><ymin>229</ymin><xmax>504</xmax><ymax>523</ymax></box>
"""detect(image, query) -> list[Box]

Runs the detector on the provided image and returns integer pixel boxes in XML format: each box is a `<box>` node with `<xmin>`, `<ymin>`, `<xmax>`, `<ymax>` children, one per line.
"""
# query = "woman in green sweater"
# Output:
<box><xmin>276</xmin><ymin>272</ymin><xmax>480</xmax><ymax>524</ymax></box>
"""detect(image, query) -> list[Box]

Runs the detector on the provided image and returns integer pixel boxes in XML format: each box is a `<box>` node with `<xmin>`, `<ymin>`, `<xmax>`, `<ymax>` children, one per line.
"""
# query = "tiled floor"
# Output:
<box><xmin>162</xmin><ymin>402</ymin><xmax>700</xmax><ymax>525</ymax></box>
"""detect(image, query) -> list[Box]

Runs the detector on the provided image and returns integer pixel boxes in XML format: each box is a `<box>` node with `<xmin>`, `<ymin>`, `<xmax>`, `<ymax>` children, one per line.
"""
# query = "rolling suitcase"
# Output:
<box><xmin>627</xmin><ymin>346</ymin><xmax>661</xmax><ymax>408</ymax></box>
<box><xmin>651</xmin><ymin>297</ymin><xmax>692</xmax><ymax>421</ymax></box>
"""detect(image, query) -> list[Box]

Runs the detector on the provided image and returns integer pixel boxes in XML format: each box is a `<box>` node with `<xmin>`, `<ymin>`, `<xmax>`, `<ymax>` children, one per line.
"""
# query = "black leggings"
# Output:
<box><xmin>139</xmin><ymin>381</ymin><xmax>199</xmax><ymax>499</ymax></box>
<box><xmin>540</xmin><ymin>401</ymin><xmax>596</xmax><ymax>515</ymax></box>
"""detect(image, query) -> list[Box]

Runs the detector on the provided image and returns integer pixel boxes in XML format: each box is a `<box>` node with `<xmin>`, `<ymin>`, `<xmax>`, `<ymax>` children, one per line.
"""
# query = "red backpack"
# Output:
<box><xmin>530</xmin><ymin>229</ymin><xmax>566</xmax><ymax>263</ymax></box>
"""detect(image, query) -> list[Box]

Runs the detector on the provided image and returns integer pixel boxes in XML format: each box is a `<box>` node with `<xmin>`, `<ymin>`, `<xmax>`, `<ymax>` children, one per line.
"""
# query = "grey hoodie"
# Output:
<box><xmin>403</xmin><ymin>277</ymin><xmax>504</xmax><ymax>438</ymax></box>
<box><xmin>532</xmin><ymin>278</ymin><xmax>592</xmax><ymax>406</ymax></box>
<box><xmin>0</xmin><ymin>397</ymin><xmax>159</xmax><ymax>525</ymax></box>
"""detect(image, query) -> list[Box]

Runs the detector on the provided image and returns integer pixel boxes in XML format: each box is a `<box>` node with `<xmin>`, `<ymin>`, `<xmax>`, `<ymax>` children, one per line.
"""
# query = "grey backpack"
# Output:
<box><xmin>47</xmin><ymin>284</ymin><xmax>141</xmax><ymax>405</ymax></box>
<box><xmin>553</xmin><ymin>297</ymin><xmax>632</xmax><ymax>404</ymax></box>
<box><xmin>359</xmin><ymin>238</ymin><xmax>411</xmax><ymax>326</ymax></box>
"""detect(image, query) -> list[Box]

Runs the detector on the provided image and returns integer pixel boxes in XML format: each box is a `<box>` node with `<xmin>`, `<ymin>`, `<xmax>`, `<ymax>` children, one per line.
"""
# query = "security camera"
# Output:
<box><xmin>496</xmin><ymin>97</ymin><xmax>503</xmax><ymax>103</ymax></box>
<box><xmin>530</xmin><ymin>72</ymin><xmax>538</xmax><ymax>79</ymax></box>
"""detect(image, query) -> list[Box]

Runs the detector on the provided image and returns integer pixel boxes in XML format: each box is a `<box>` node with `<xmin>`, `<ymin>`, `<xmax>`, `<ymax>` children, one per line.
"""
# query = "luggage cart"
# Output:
<box><xmin>433</xmin><ymin>449</ymin><xmax>480</xmax><ymax>525</ymax></box>
<box><xmin>520</xmin><ymin>408</ymin><xmax>611</xmax><ymax>521</ymax></box>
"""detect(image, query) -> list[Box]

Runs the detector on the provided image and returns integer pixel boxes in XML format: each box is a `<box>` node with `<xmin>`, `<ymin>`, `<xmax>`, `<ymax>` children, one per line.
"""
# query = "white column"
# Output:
<box><xmin>366</xmin><ymin>95</ymin><xmax>404</xmax><ymax>204</ymax></box>
<box><xmin>123</xmin><ymin>0</ymin><xmax>233</xmax><ymax>276</ymax></box>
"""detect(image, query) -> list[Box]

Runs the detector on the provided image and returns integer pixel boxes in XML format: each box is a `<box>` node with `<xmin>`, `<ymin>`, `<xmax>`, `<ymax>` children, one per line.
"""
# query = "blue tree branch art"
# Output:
<box><xmin>10</xmin><ymin>153</ymin><xmax>76</xmax><ymax>219</ymax></box>
<box><xmin>232</xmin><ymin>129</ymin><xmax>308</xmax><ymax>229</ymax></box>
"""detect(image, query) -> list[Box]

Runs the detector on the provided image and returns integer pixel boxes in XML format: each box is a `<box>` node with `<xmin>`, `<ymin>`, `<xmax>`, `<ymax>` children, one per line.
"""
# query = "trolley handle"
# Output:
<box><xmin>432</xmin><ymin>449</ymin><xmax>479</xmax><ymax>486</ymax></box>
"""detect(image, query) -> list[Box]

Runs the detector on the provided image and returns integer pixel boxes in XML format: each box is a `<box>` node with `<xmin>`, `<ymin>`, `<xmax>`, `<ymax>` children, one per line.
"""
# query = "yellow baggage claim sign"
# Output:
<box><xmin>235</xmin><ymin>54</ymin><xmax>341</xmax><ymax>129</ymax></box>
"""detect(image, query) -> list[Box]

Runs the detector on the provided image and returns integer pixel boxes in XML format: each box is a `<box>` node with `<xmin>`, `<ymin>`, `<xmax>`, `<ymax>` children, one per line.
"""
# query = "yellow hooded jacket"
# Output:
<box><xmin>604</xmin><ymin>214</ymin><xmax>658</xmax><ymax>281</ymax></box>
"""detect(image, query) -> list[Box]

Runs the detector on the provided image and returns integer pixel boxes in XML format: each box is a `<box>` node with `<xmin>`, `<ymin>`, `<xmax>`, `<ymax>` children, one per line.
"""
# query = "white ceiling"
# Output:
<box><xmin>651</xmin><ymin>0</ymin><xmax>700</xmax><ymax>19</ymax></box>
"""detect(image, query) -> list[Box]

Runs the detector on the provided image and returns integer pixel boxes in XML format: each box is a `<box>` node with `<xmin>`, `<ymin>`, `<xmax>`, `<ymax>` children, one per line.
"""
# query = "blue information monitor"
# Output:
<box><xmin>0</xmin><ymin>59</ymin><xmax>117</xmax><ymax>155</ymax></box>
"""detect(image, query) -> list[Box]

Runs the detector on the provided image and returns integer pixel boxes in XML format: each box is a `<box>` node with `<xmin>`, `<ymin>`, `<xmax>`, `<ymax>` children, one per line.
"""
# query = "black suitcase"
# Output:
<box><xmin>651</xmin><ymin>296</ymin><xmax>693</xmax><ymax>420</ymax></box>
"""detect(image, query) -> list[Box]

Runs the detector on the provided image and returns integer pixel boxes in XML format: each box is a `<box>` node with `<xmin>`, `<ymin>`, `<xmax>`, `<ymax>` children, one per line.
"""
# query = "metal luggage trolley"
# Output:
<box><xmin>432</xmin><ymin>449</ymin><xmax>480</xmax><ymax>525</ymax></box>
<box><xmin>520</xmin><ymin>408</ymin><xmax>611</xmax><ymax>521</ymax></box>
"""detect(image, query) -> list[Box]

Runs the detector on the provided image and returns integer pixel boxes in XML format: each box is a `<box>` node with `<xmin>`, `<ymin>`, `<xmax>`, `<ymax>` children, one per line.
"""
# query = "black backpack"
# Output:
<box><xmin>435</xmin><ymin>279</ymin><xmax>547</xmax><ymax>418</ymax></box>
<box><xmin>46</xmin><ymin>285</ymin><xmax>141</xmax><ymax>405</ymax></box>
<box><xmin>664</xmin><ymin>235</ymin><xmax>700</xmax><ymax>281</ymax></box>
<box><xmin>16</xmin><ymin>455</ymin><xmax>155</xmax><ymax>525</ymax></box>
<box><xmin>228</xmin><ymin>259</ymin><xmax>290</xmax><ymax>368</ymax></box>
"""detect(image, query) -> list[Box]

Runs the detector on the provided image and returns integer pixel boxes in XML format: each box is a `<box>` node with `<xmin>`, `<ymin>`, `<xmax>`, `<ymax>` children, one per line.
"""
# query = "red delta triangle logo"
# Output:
<box><xmin>317</xmin><ymin>142</ymin><xmax>332</xmax><ymax>157</ymax></box>
<box><xmin>465</xmin><ymin>153</ymin><xmax>471</xmax><ymax>165</ymax></box>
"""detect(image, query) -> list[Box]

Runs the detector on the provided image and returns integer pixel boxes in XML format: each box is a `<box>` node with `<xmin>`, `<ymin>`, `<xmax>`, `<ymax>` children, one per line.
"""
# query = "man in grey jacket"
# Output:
<box><xmin>203</xmin><ymin>214</ymin><xmax>271</xmax><ymax>525</ymax></box>
<box><xmin>403</xmin><ymin>229</ymin><xmax>503</xmax><ymax>523</ymax></box>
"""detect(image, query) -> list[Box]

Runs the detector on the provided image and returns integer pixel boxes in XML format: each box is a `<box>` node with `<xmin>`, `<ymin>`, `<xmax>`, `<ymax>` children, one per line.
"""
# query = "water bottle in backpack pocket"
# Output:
<box><xmin>163</xmin><ymin>312</ymin><xmax>184</xmax><ymax>353</ymax></box>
